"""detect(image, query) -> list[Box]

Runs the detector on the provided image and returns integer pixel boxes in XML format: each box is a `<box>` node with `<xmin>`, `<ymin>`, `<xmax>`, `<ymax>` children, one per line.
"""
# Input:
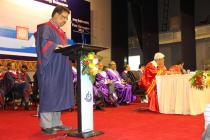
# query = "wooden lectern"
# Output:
<box><xmin>55</xmin><ymin>43</ymin><xmax>107</xmax><ymax>138</ymax></box>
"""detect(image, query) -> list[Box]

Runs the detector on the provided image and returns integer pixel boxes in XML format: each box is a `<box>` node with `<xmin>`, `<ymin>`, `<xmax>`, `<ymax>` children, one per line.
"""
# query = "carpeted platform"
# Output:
<box><xmin>0</xmin><ymin>103</ymin><xmax>204</xmax><ymax>140</ymax></box>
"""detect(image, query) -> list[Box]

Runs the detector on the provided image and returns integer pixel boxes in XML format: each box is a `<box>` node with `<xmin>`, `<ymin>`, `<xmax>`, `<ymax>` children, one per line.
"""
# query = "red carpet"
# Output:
<box><xmin>0</xmin><ymin>103</ymin><xmax>204</xmax><ymax>140</ymax></box>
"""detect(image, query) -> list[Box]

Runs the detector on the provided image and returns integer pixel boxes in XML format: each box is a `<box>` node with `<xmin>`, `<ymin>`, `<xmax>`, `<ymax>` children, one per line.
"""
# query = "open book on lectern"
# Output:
<box><xmin>54</xmin><ymin>43</ymin><xmax>108</xmax><ymax>54</ymax></box>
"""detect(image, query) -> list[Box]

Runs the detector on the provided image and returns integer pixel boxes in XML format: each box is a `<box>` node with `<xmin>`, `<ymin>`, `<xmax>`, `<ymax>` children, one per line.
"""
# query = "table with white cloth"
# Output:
<box><xmin>156</xmin><ymin>74</ymin><xmax>210</xmax><ymax>115</ymax></box>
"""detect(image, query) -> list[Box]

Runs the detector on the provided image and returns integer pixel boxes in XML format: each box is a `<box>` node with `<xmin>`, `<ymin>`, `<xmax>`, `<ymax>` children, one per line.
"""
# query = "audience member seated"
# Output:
<box><xmin>19</xmin><ymin>64</ymin><xmax>33</xmax><ymax>106</ymax></box>
<box><xmin>121</xmin><ymin>64</ymin><xmax>132</xmax><ymax>84</ymax></box>
<box><xmin>19</xmin><ymin>65</ymin><xmax>32</xmax><ymax>82</ymax></box>
<box><xmin>0</xmin><ymin>64</ymin><xmax>6</xmax><ymax>79</ymax></box>
<box><xmin>0</xmin><ymin>64</ymin><xmax>6</xmax><ymax>107</ymax></box>
<box><xmin>93</xmin><ymin>63</ymin><xmax>118</xmax><ymax>110</ymax></box>
<box><xmin>121</xmin><ymin>64</ymin><xmax>147</xmax><ymax>103</ymax></box>
<box><xmin>4</xmin><ymin>62</ymin><xmax>32</xmax><ymax>110</ymax></box>
<box><xmin>106</xmin><ymin>61</ymin><xmax>136</xmax><ymax>105</ymax></box>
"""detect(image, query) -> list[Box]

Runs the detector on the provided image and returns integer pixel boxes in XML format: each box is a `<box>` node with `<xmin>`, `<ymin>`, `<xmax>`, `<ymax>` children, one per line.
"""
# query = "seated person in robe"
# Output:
<box><xmin>121</xmin><ymin>64</ymin><xmax>132</xmax><ymax>84</ymax></box>
<box><xmin>0</xmin><ymin>64</ymin><xmax>6</xmax><ymax>105</ymax></box>
<box><xmin>121</xmin><ymin>64</ymin><xmax>147</xmax><ymax>101</ymax></box>
<box><xmin>0</xmin><ymin>64</ymin><xmax>6</xmax><ymax>80</ymax></box>
<box><xmin>19</xmin><ymin>65</ymin><xmax>32</xmax><ymax>82</ymax></box>
<box><xmin>19</xmin><ymin>64</ymin><xmax>32</xmax><ymax>103</ymax></box>
<box><xmin>4</xmin><ymin>62</ymin><xmax>32</xmax><ymax>110</ymax></box>
<box><xmin>138</xmin><ymin>52</ymin><xmax>168</xmax><ymax>112</ymax></box>
<box><xmin>93</xmin><ymin>63</ymin><xmax>118</xmax><ymax>109</ymax></box>
<box><xmin>106</xmin><ymin>61</ymin><xmax>136</xmax><ymax>104</ymax></box>
<box><xmin>121</xmin><ymin>64</ymin><xmax>142</xmax><ymax>89</ymax></box>
<box><xmin>169</xmin><ymin>61</ymin><xmax>186</xmax><ymax>74</ymax></box>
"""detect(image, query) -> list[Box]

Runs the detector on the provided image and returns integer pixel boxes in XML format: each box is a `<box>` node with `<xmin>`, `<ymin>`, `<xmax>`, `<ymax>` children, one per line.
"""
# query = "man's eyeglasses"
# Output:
<box><xmin>60</xmin><ymin>14</ymin><xmax>68</xmax><ymax>20</ymax></box>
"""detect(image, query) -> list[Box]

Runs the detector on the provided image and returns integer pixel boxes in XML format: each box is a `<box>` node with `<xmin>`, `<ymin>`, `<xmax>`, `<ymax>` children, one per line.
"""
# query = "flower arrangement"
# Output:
<box><xmin>81</xmin><ymin>52</ymin><xmax>99</xmax><ymax>83</ymax></box>
<box><xmin>189</xmin><ymin>70</ymin><xmax>210</xmax><ymax>90</ymax></box>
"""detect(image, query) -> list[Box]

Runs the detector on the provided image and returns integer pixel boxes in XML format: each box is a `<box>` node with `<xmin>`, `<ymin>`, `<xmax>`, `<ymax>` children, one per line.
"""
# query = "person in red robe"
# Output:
<box><xmin>2</xmin><ymin>62</ymin><xmax>32</xmax><ymax>110</ymax></box>
<box><xmin>0</xmin><ymin>64</ymin><xmax>6</xmax><ymax>79</ymax></box>
<box><xmin>19</xmin><ymin>65</ymin><xmax>31</xmax><ymax>83</ymax></box>
<box><xmin>138</xmin><ymin>52</ymin><xmax>167</xmax><ymax>112</ymax></box>
<box><xmin>0</xmin><ymin>64</ymin><xmax>6</xmax><ymax>106</ymax></box>
<box><xmin>169</xmin><ymin>61</ymin><xmax>186</xmax><ymax>74</ymax></box>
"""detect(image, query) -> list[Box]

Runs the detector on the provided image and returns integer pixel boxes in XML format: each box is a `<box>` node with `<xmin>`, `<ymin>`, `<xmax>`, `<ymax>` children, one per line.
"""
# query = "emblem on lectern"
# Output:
<box><xmin>84</xmin><ymin>91</ymin><xmax>92</xmax><ymax>102</ymax></box>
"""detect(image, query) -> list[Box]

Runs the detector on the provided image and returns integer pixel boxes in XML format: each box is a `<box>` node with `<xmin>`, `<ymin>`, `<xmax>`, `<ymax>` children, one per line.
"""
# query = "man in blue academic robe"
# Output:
<box><xmin>34</xmin><ymin>5</ymin><xmax>74</xmax><ymax>135</ymax></box>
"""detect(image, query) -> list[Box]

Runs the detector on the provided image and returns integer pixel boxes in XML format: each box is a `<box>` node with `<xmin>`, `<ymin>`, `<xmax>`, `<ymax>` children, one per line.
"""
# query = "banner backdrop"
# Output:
<box><xmin>0</xmin><ymin>0</ymin><xmax>90</xmax><ymax>58</ymax></box>
<box><xmin>68</xmin><ymin>0</ymin><xmax>90</xmax><ymax>44</ymax></box>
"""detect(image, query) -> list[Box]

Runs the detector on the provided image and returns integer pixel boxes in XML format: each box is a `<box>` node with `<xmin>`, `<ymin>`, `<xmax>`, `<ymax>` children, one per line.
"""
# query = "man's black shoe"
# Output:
<box><xmin>52</xmin><ymin>125</ymin><xmax>72</xmax><ymax>131</ymax></box>
<box><xmin>113</xmin><ymin>102</ymin><xmax>119</xmax><ymax>107</ymax></box>
<box><xmin>95</xmin><ymin>105</ymin><xmax>104</xmax><ymax>111</ymax></box>
<box><xmin>41</xmin><ymin>128</ymin><xmax>57</xmax><ymax>135</ymax></box>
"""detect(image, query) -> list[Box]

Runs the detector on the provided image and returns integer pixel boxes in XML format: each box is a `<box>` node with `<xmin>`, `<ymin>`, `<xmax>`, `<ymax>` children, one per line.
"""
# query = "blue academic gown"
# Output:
<box><xmin>35</xmin><ymin>21</ymin><xmax>74</xmax><ymax>112</ymax></box>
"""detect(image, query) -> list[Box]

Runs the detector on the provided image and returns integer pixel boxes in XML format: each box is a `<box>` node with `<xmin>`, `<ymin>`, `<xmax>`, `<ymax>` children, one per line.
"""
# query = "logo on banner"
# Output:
<box><xmin>84</xmin><ymin>91</ymin><xmax>92</xmax><ymax>102</ymax></box>
<box><xmin>16</xmin><ymin>26</ymin><xmax>29</xmax><ymax>40</ymax></box>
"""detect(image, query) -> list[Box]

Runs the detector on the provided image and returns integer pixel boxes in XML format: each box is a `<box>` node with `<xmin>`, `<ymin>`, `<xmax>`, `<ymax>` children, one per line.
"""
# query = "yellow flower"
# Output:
<box><xmin>89</xmin><ymin>69</ymin><xmax>94</xmax><ymax>75</ymax></box>
<box><xmin>89</xmin><ymin>68</ymin><xmax>97</xmax><ymax>75</ymax></box>
<box><xmin>88</xmin><ymin>53</ymin><xmax>94</xmax><ymax>60</ymax></box>
<box><xmin>89</xmin><ymin>63</ymin><xmax>95</xmax><ymax>69</ymax></box>
<box><xmin>92</xmin><ymin>67</ymin><xmax>98</xmax><ymax>75</ymax></box>
<box><xmin>206</xmin><ymin>76</ymin><xmax>210</xmax><ymax>86</ymax></box>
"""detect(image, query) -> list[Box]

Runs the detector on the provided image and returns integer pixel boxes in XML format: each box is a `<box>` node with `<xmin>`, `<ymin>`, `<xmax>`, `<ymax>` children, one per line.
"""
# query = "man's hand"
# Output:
<box><xmin>55</xmin><ymin>44</ymin><xmax>66</xmax><ymax>50</ymax></box>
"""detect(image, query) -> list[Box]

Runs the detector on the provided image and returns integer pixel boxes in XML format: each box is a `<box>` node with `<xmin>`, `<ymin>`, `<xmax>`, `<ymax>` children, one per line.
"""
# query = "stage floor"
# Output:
<box><xmin>0</xmin><ymin>103</ymin><xmax>204</xmax><ymax>140</ymax></box>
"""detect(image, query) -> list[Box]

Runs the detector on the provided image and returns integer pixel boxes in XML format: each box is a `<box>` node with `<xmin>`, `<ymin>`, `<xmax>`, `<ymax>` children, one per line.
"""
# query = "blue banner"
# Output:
<box><xmin>68</xmin><ymin>0</ymin><xmax>90</xmax><ymax>44</ymax></box>
<box><xmin>0</xmin><ymin>0</ymin><xmax>90</xmax><ymax>58</ymax></box>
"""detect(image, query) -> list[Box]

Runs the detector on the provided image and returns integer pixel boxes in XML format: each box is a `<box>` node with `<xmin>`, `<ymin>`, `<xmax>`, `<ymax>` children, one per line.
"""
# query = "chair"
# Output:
<box><xmin>2</xmin><ymin>72</ymin><xmax>29</xmax><ymax>110</ymax></box>
<box><xmin>128</xmin><ymin>71</ymin><xmax>146</xmax><ymax>98</ymax></box>
<box><xmin>30</xmin><ymin>73</ymin><xmax>40</xmax><ymax>114</ymax></box>
<box><xmin>31</xmin><ymin>73</ymin><xmax>39</xmax><ymax>106</ymax></box>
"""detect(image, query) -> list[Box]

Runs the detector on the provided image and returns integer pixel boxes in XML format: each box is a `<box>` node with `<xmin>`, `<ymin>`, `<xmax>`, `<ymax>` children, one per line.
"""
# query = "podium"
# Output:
<box><xmin>55</xmin><ymin>43</ymin><xmax>107</xmax><ymax>138</ymax></box>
